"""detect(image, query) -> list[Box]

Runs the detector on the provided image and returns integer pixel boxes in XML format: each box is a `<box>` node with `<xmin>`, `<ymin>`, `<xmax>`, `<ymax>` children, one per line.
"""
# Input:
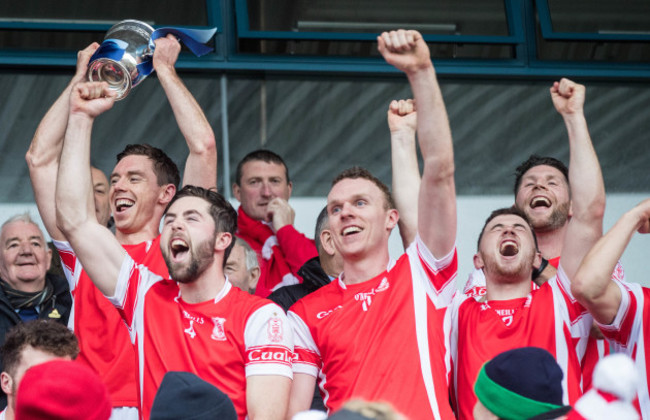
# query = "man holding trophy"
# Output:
<box><xmin>27</xmin><ymin>23</ymin><xmax>217</xmax><ymax>419</ymax></box>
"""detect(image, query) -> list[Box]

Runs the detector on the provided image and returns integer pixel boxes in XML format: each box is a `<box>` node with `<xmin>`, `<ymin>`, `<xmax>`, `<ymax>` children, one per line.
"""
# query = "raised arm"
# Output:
<box><xmin>56</xmin><ymin>82</ymin><xmax>126</xmax><ymax>297</ymax></box>
<box><xmin>556</xmin><ymin>79</ymin><xmax>606</xmax><ymax>278</ymax></box>
<box><xmin>26</xmin><ymin>43</ymin><xmax>99</xmax><ymax>240</ymax></box>
<box><xmin>572</xmin><ymin>199</ymin><xmax>650</xmax><ymax>324</ymax></box>
<box><xmin>388</xmin><ymin>99</ymin><xmax>420</xmax><ymax>249</ymax></box>
<box><xmin>378</xmin><ymin>30</ymin><xmax>456</xmax><ymax>258</ymax></box>
<box><xmin>153</xmin><ymin>35</ymin><xmax>217</xmax><ymax>190</ymax></box>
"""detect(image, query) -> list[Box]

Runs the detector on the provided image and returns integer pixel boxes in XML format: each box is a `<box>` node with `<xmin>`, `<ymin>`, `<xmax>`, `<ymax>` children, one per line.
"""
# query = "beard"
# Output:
<box><xmin>527</xmin><ymin>201</ymin><xmax>570</xmax><ymax>233</ymax></box>
<box><xmin>165</xmin><ymin>234</ymin><xmax>215</xmax><ymax>284</ymax></box>
<box><xmin>482</xmin><ymin>247</ymin><xmax>537</xmax><ymax>284</ymax></box>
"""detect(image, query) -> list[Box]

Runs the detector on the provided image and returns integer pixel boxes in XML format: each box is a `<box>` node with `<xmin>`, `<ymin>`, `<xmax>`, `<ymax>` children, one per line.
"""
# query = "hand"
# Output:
<box><xmin>267</xmin><ymin>198</ymin><xmax>295</xmax><ymax>233</ymax></box>
<box><xmin>387</xmin><ymin>99</ymin><xmax>417</xmax><ymax>134</ymax></box>
<box><xmin>74</xmin><ymin>42</ymin><xmax>100</xmax><ymax>82</ymax></box>
<box><xmin>633</xmin><ymin>198</ymin><xmax>650</xmax><ymax>234</ymax></box>
<box><xmin>153</xmin><ymin>34</ymin><xmax>181</xmax><ymax>74</ymax></box>
<box><xmin>70</xmin><ymin>82</ymin><xmax>116</xmax><ymax>119</ymax></box>
<box><xmin>550</xmin><ymin>78</ymin><xmax>586</xmax><ymax>117</ymax></box>
<box><xmin>377</xmin><ymin>29</ymin><xmax>431</xmax><ymax>75</ymax></box>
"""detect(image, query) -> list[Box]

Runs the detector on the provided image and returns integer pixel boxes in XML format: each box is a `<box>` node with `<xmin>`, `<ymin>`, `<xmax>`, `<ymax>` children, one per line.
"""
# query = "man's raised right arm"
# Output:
<box><xmin>26</xmin><ymin>43</ymin><xmax>99</xmax><ymax>241</ymax></box>
<box><xmin>55</xmin><ymin>82</ymin><xmax>125</xmax><ymax>298</ymax></box>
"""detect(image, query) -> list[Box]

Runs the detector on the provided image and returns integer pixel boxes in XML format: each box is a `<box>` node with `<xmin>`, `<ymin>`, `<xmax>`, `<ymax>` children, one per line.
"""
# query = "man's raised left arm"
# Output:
<box><xmin>378</xmin><ymin>30</ymin><xmax>456</xmax><ymax>259</ymax></box>
<box><xmin>153</xmin><ymin>34</ymin><xmax>217</xmax><ymax>190</ymax></box>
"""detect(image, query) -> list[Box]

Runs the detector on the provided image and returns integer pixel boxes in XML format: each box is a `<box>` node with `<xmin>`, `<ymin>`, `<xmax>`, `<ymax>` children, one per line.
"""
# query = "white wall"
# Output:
<box><xmin>4</xmin><ymin>193</ymin><xmax>649</xmax><ymax>287</ymax></box>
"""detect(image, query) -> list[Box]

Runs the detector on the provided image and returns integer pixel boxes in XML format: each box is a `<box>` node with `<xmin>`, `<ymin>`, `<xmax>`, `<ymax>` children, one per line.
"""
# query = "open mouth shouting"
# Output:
<box><xmin>529</xmin><ymin>195</ymin><xmax>551</xmax><ymax>209</ymax></box>
<box><xmin>115</xmin><ymin>198</ymin><xmax>135</xmax><ymax>214</ymax></box>
<box><xmin>170</xmin><ymin>238</ymin><xmax>190</xmax><ymax>262</ymax></box>
<box><xmin>499</xmin><ymin>239</ymin><xmax>519</xmax><ymax>257</ymax></box>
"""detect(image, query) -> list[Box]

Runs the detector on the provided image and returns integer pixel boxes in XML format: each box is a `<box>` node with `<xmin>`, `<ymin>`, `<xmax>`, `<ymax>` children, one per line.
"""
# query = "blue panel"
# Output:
<box><xmin>536</xmin><ymin>0</ymin><xmax>650</xmax><ymax>41</ymax></box>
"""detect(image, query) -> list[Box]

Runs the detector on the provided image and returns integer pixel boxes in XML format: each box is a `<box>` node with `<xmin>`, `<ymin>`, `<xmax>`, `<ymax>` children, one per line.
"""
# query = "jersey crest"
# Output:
<box><xmin>354</xmin><ymin>277</ymin><xmax>390</xmax><ymax>312</ymax></box>
<box><xmin>211</xmin><ymin>317</ymin><xmax>227</xmax><ymax>341</ymax></box>
<box><xmin>267</xmin><ymin>314</ymin><xmax>284</xmax><ymax>343</ymax></box>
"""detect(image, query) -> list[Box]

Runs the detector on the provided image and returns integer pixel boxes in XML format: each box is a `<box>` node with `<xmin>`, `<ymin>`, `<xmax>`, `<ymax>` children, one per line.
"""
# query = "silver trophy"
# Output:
<box><xmin>87</xmin><ymin>20</ymin><xmax>155</xmax><ymax>100</ymax></box>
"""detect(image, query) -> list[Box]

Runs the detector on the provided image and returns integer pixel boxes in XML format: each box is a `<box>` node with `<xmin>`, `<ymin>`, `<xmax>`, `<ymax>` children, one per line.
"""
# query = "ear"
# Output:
<box><xmin>248</xmin><ymin>267</ymin><xmax>260</xmax><ymax>293</ymax></box>
<box><xmin>473</xmin><ymin>252</ymin><xmax>485</xmax><ymax>270</ymax></box>
<box><xmin>320</xmin><ymin>229</ymin><xmax>336</xmax><ymax>257</ymax></box>
<box><xmin>45</xmin><ymin>246</ymin><xmax>53</xmax><ymax>271</ymax></box>
<box><xmin>532</xmin><ymin>250</ymin><xmax>543</xmax><ymax>270</ymax></box>
<box><xmin>1</xmin><ymin>372</ymin><xmax>13</xmax><ymax>395</ymax></box>
<box><xmin>386</xmin><ymin>209</ymin><xmax>399</xmax><ymax>231</ymax></box>
<box><xmin>287</xmin><ymin>181</ymin><xmax>293</xmax><ymax>198</ymax></box>
<box><xmin>232</xmin><ymin>183</ymin><xmax>241</xmax><ymax>202</ymax></box>
<box><xmin>159</xmin><ymin>184</ymin><xmax>176</xmax><ymax>206</ymax></box>
<box><xmin>568</xmin><ymin>200</ymin><xmax>573</xmax><ymax>218</ymax></box>
<box><xmin>215</xmin><ymin>232</ymin><xmax>233</xmax><ymax>253</ymax></box>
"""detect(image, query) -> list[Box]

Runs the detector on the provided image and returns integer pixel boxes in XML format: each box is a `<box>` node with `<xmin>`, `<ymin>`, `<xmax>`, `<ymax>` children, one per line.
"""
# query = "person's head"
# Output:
<box><xmin>110</xmin><ymin>144</ymin><xmax>179</xmax><ymax>236</ymax></box>
<box><xmin>1</xmin><ymin>320</ymin><xmax>79</xmax><ymax>413</ymax></box>
<box><xmin>0</xmin><ymin>214</ymin><xmax>52</xmax><ymax>292</ymax></box>
<box><xmin>473</xmin><ymin>347</ymin><xmax>572</xmax><ymax>420</ymax></box>
<box><xmin>326</xmin><ymin>167</ymin><xmax>398</xmax><ymax>261</ymax></box>
<box><xmin>150</xmin><ymin>371</ymin><xmax>237</xmax><ymax>420</ymax></box>
<box><xmin>474</xmin><ymin>207</ymin><xmax>541</xmax><ymax>284</ymax></box>
<box><xmin>314</xmin><ymin>206</ymin><xmax>344</xmax><ymax>277</ymax></box>
<box><xmin>16</xmin><ymin>359</ymin><xmax>111</xmax><ymax>420</ymax></box>
<box><xmin>232</xmin><ymin>150</ymin><xmax>292</xmax><ymax>222</ymax></box>
<box><xmin>162</xmin><ymin>186</ymin><xmax>237</xmax><ymax>284</ymax></box>
<box><xmin>225</xmin><ymin>238</ymin><xmax>260</xmax><ymax>294</ymax></box>
<box><xmin>91</xmin><ymin>166</ymin><xmax>111</xmax><ymax>227</ymax></box>
<box><xmin>513</xmin><ymin>155</ymin><xmax>571</xmax><ymax>234</ymax></box>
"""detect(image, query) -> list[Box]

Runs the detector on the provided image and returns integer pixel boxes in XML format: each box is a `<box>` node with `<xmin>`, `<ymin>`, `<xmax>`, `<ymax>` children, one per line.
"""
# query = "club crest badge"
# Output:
<box><xmin>267</xmin><ymin>315</ymin><xmax>283</xmax><ymax>343</ymax></box>
<box><xmin>211</xmin><ymin>317</ymin><xmax>227</xmax><ymax>341</ymax></box>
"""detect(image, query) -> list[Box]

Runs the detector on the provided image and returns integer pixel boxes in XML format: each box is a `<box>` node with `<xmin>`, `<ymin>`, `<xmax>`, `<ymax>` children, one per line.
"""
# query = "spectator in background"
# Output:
<box><xmin>0</xmin><ymin>214</ymin><xmax>72</xmax><ymax>409</ymax></box>
<box><xmin>0</xmin><ymin>320</ymin><xmax>79</xmax><ymax>420</ymax></box>
<box><xmin>225</xmin><ymin>238</ymin><xmax>260</xmax><ymax>294</ymax></box>
<box><xmin>233</xmin><ymin>150</ymin><xmax>318</xmax><ymax>297</ymax></box>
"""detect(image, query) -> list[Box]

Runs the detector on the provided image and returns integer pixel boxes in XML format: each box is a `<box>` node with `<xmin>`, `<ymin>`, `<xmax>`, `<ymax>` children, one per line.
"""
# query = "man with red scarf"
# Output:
<box><xmin>232</xmin><ymin>150</ymin><xmax>318</xmax><ymax>297</ymax></box>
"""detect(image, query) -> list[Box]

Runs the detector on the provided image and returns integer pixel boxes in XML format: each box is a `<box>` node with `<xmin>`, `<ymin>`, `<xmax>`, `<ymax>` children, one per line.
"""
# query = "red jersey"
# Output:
<box><xmin>448</xmin><ymin>265</ymin><xmax>592</xmax><ymax>420</ymax></box>
<box><xmin>236</xmin><ymin>208</ymin><xmax>318</xmax><ymax>297</ymax></box>
<box><xmin>597</xmin><ymin>278</ymin><xmax>649</xmax><ymax>417</ymax></box>
<box><xmin>54</xmin><ymin>237</ymin><xmax>167</xmax><ymax>408</ymax></box>
<box><xmin>108</xmin><ymin>256</ymin><xmax>293</xmax><ymax>420</ymax></box>
<box><xmin>289</xmin><ymin>236</ymin><xmax>457</xmax><ymax>420</ymax></box>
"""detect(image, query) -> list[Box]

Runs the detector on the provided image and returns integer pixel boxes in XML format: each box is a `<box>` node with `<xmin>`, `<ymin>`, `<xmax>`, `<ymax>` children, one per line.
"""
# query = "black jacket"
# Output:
<box><xmin>0</xmin><ymin>273</ymin><xmax>72</xmax><ymax>408</ymax></box>
<box><xmin>267</xmin><ymin>257</ymin><xmax>331</xmax><ymax>312</ymax></box>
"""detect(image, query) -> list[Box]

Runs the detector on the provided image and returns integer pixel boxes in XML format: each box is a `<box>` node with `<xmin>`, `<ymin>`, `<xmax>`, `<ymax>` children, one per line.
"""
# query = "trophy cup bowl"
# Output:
<box><xmin>87</xmin><ymin>20</ymin><xmax>155</xmax><ymax>100</ymax></box>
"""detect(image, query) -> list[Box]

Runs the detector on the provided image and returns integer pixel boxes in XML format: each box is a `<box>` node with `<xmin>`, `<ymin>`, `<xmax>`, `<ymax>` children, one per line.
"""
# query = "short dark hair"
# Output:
<box><xmin>116</xmin><ymin>144</ymin><xmax>180</xmax><ymax>188</ymax></box>
<box><xmin>314</xmin><ymin>206</ymin><xmax>329</xmax><ymax>252</ymax></box>
<box><xmin>235</xmin><ymin>150</ymin><xmax>289</xmax><ymax>185</ymax></box>
<box><xmin>1</xmin><ymin>320</ymin><xmax>79</xmax><ymax>377</ymax></box>
<box><xmin>331</xmin><ymin>167</ymin><xmax>395</xmax><ymax>210</ymax></box>
<box><xmin>166</xmin><ymin>185</ymin><xmax>238</xmax><ymax>264</ymax></box>
<box><xmin>513</xmin><ymin>155</ymin><xmax>569</xmax><ymax>197</ymax></box>
<box><xmin>477</xmin><ymin>207</ymin><xmax>539</xmax><ymax>251</ymax></box>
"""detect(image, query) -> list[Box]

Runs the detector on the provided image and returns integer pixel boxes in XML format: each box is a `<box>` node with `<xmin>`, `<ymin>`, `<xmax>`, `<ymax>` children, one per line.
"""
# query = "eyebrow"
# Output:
<box><xmin>110</xmin><ymin>170</ymin><xmax>146</xmax><ymax>179</ymax></box>
<box><xmin>5</xmin><ymin>235</ymin><xmax>43</xmax><ymax>245</ymax></box>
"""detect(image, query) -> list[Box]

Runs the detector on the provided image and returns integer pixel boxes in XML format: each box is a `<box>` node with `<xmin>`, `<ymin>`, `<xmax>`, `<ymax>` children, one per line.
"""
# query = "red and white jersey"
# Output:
<box><xmin>108</xmin><ymin>256</ymin><xmax>293</xmax><ymax>420</ymax></box>
<box><xmin>289</xmin><ymin>236</ymin><xmax>457</xmax><ymax>420</ymax></box>
<box><xmin>597</xmin><ymin>279</ymin><xmax>649</xmax><ymax>417</ymax></box>
<box><xmin>448</xmin><ymin>265</ymin><xmax>592</xmax><ymax>420</ymax></box>
<box><xmin>54</xmin><ymin>237</ymin><xmax>167</xmax><ymax>408</ymax></box>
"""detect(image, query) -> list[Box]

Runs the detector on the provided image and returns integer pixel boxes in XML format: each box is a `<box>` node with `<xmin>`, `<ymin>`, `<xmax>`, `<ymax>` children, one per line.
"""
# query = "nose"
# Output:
<box><xmin>112</xmin><ymin>176</ymin><xmax>127</xmax><ymax>192</ymax></box>
<box><xmin>261</xmin><ymin>182</ymin><xmax>273</xmax><ymax>198</ymax></box>
<box><xmin>339</xmin><ymin>202</ymin><xmax>354</xmax><ymax>219</ymax></box>
<box><xmin>19</xmin><ymin>242</ymin><xmax>33</xmax><ymax>255</ymax></box>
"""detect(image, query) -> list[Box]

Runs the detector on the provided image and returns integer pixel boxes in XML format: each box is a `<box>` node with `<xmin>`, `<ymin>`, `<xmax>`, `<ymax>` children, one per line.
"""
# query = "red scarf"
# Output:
<box><xmin>236</xmin><ymin>207</ymin><xmax>298</xmax><ymax>297</ymax></box>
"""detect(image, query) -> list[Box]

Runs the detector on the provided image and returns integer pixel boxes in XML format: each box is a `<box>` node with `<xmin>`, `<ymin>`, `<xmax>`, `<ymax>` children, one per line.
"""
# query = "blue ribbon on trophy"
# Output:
<box><xmin>87</xmin><ymin>20</ymin><xmax>217</xmax><ymax>100</ymax></box>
